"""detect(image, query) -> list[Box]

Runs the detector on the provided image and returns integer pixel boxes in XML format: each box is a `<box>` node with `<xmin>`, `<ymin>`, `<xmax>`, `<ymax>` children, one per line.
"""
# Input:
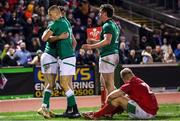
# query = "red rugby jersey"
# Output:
<box><xmin>120</xmin><ymin>76</ymin><xmax>158</xmax><ymax>115</ymax></box>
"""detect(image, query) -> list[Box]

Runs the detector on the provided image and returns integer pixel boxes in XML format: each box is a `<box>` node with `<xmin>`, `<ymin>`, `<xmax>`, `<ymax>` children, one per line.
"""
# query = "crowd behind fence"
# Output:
<box><xmin>0</xmin><ymin>0</ymin><xmax>180</xmax><ymax>67</ymax></box>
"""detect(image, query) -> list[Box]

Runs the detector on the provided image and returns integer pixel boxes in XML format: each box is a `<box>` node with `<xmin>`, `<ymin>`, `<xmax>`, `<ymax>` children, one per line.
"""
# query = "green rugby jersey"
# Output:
<box><xmin>44</xmin><ymin>21</ymin><xmax>57</xmax><ymax>58</ymax></box>
<box><xmin>50</xmin><ymin>17</ymin><xmax>75</xmax><ymax>59</ymax></box>
<box><xmin>63</xmin><ymin>17</ymin><xmax>71</xmax><ymax>29</ymax></box>
<box><xmin>99</xmin><ymin>19</ymin><xmax>120</xmax><ymax>57</ymax></box>
<box><xmin>62</xmin><ymin>17</ymin><xmax>73</xmax><ymax>39</ymax></box>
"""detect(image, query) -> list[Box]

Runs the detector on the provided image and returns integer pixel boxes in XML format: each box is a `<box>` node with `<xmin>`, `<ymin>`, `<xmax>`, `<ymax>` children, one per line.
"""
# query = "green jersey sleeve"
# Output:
<box><xmin>103</xmin><ymin>23</ymin><xmax>113</xmax><ymax>34</ymax></box>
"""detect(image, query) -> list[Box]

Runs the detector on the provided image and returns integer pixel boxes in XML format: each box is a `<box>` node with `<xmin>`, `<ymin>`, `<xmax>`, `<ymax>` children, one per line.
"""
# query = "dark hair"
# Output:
<box><xmin>58</xmin><ymin>6</ymin><xmax>65</xmax><ymax>12</ymax></box>
<box><xmin>100</xmin><ymin>4</ymin><xmax>114</xmax><ymax>18</ymax></box>
<box><xmin>78</xmin><ymin>0</ymin><xmax>88</xmax><ymax>4</ymax></box>
<box><xmin>78</xmin><ymin>0</ymin><xmax>88</xmax><ymax>7</ymax></box>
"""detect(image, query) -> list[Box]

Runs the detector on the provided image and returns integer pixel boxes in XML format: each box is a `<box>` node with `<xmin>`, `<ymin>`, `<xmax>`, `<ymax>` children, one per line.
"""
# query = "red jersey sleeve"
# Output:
<box><xmin>120</xmin><ymin>83</ymin><xmax>131</xmax><ymax>94</ymax></box>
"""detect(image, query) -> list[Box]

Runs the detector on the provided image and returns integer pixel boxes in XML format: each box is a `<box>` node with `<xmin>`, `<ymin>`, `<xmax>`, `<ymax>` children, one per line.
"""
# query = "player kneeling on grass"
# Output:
<box><xmin>83</xmin><ymin>68</ymin><xmax>159</xmax><ymax>120</ymax></box>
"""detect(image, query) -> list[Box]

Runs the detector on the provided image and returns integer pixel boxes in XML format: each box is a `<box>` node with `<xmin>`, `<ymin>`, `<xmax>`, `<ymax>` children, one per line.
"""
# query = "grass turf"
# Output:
<box><xmin>0</xmin><ymin>94</ymin><xmax>33</xmax><ymax>100</ymax></box>
<box><xmin>0</xmin><ymin>104</ymin><xmax>179</xmax><ymax>120</ymax></box>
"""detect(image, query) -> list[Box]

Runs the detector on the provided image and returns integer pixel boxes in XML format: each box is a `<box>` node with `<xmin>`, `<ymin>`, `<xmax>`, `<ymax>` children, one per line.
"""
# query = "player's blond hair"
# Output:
<box><xmin>48</xmin><ymin>5</ymin><xmax>61</xmax><ymax>13</ymax></box>
<box><xmin>120</xmin><ymin>68</ymin><xmax>134</xmax><ymax>80</ymax></box>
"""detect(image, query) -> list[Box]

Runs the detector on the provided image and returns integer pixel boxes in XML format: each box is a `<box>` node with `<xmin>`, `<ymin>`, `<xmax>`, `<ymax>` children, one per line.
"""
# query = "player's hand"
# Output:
<box><xmin>82</xmin><ymin>44</ymin><xmax>92</xmax><ymax>50</ymax></box>
<box><xmin>87</xmin><ymin>38</ymin><xmax>97</xmax><ymax>44</ymax></box>
<box><xmin>86</xmin><ymin>38</ymin><xmax>93</xmax><ymax>43</ymax></box>
<box><xmin>58</xmin><ymin>32</ymin><xmax>69</xmax><ymax>39</ymax></box>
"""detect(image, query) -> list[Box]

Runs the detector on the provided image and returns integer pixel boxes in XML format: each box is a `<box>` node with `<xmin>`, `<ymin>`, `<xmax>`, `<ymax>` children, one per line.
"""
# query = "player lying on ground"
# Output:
<box><xmin>82</xmin><ymin>68</ymin><xmax>159</xmax><ymax>120</ymax></box>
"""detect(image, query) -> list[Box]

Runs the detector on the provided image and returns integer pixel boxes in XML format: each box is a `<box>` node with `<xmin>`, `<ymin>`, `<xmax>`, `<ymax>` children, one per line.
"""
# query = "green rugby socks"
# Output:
<box><xmin>42</xmin><ymin>89</ymin><xmax>52</xmax><ymax>110</ymax></box>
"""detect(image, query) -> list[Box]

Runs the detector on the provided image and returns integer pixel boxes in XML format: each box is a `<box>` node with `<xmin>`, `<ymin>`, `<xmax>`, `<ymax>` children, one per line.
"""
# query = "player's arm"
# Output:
<box><xmin>82</xmin><ymin>33</ymin><xmax>112</xmax><ymax>50</ymax></box>
<box><xmin>48</xmin><ymin>32</ymin><xmax>69</xmax><ymax>42</ymax></box>
<box><xmin>48</xmin><ymin>21</ymin><xmax>70</xmax><ymax>42</ymax></box>
<box><xmin>87</xmin><ymin>38</ymin><xmax>100</xmax><ymax>44</ymax></box>
<box><xmin>41</xmin><ymin>28</ymin><xmax>53</xmax><ymax>42</ymax></box>
<box><xmin>28</xmin><ymin>56</ymin><xmax>38</xmax><ymax>65</ymax></box>
<box><xmin>72</xmin><ymin>34</ymin><xmax>77</xmax><ymax>49</ymax></box>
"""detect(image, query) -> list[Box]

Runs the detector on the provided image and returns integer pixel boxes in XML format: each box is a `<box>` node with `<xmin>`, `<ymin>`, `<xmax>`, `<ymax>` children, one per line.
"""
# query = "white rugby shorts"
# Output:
<box><xmin>127</xmin><ymin>100</ymin><xmax>155</xmax><ymax>119</ymax></box>
<box><xmin>99</xmin><ymin>54</ymin><xmax>119</xmax><ymax>73</ymax></box>
<box><xmin>58</xmin><ymin>56</ymin><xmax>76</xmax><ymax>76</ymax></box>
<box><xmin>41</xmin><ymin>53</ymin><xmax>58</xmax><ymax>74</ymax></box>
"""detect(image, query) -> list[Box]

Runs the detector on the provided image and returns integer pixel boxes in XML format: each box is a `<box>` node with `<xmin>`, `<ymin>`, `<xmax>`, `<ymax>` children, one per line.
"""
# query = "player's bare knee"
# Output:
<box><xmin>110</xmin><ymin>98</ymin><xmax>119</xmax><ymax>107</ymax></box>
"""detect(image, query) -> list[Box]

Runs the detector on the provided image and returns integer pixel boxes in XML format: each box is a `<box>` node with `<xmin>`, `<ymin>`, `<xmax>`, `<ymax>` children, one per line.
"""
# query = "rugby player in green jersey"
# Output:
<box><xmin>37</xmin><ymin>14</ymin><xmax>69</xmax><ymax>119</ymax></box>
<box><xmin>39</xmin><ymin>5</ymin><xmax>80</xmax><ymax>118</ymax></box>
<box><xmin>56</xmin><ymin>6</ymin><xmax>79</xmax><ymax>117</ymax></box>
<box><xmin>82</xmin><ymin>4</ymin><xmax>120</xmax><ymax>107</ymax></box>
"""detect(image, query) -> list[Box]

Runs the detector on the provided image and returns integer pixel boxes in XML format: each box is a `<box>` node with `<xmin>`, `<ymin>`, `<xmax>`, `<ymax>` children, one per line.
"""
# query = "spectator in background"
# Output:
<box><xmin>6</xmin><ymin>32</ymin><xmax>15</xmax><ymax>46</ymax></box>
<box><xmin>130</xmin><ymin>34</ymin><xmax>140</xmax><ymax>50</ymax></box>
<box><xmin>23</xmin><ymin>17</ymin><xmax>33</xmax><ymax>51</ymax></box>
<box><xmin>2</xmin><ymin>1</ymin><xmax>12</xmax><ymax>26</ymax></box>
<box><xmin>39</xmin><ymin>6</ymin><xmax>46</xmax><ymax>16</ymax></box>
<box><xmin>28</xmin><ymin>49</ymin><xmax>42</xmax><ymax>66</ymax></box>
<box><xmin>14</xmin><ymin>42</ymin><xmax>32</xmax><ymax>66</ymax></box>
<box><xmin>119</xmin><ymin>42</ymin><xmax>129</xmax><ymax>64</ymax></box>
<box><xmin>172</xmin><ymin>32</ymin><xmax>180</xmax><ymax>51</ymax></box>
<box><xmin>159</xmin><ymin>23</ymin><xmax>167</xmax><ymax>37</ymax></box>
<box><xmin>38</xmin><ymin>0</ymin><xmax>49</xmax><ymax>11</ymax></box>
<box><xmin>76</xmin><ymin>48</ymin><xmax>87</xmax><ymax>65</ymax></box>
<box><xmin>139</xmin><ymin>23</ymin><xmax>148</xmax><ymax>41</ymax></box>
<box><xmin>139</xmin><ymin>36</ymin><xmax>149</xmax><ymax>50</ymax></box>
<box><xmin>74</xmin><ymin>33</ymin><xmax>82</xmax><ymax>51</ymax></box>
<box><xmin>73</xmin><ymin>18</ymin><xmax>86</xmax><ymax>50</ymax></box>
<box><xmin>152</xmin><ymin>29</ymin><xmax>163</xmax><ymax>46</ymax></box>
<box><xmin>127</xmin><ymin>49</ymin><xmax>141</xmax><ymax>64</ymax></box>
<box><xmin>86</xmin><ymin>49</ymin><xmax>97</xmax><ymax>66</ymax></box>
<box><xmin>24</xmin><ymin>2</ymin><xmax>34</xmax><ymax>19</ymax></box>
<box><xmin>174</xmin><ymin>43</ymin><xmax>180</xmax><ymax>62</ymax></box>
<box><xmin>9</xmin><ymin>11</ymin><xmax>21</xmax><ymax>27</ymax></box>
<box><xmin>120</xmin><ymin>36</ymin><xmax>129</xmax><ymax>50</ymax></box>
<box><xmin>2</xmin><ymin>47</ymin><xmax>17</xmax><ymax>66</ymax></box>
<box><xmin>73</xmin><ymin>0</ymin><xmax>91</xmax><ymax>27</ymax></box>
<box><xmin>152</xmin><ymin>45</ymin><xmax>164</xmax><ymax>63</ymax></box>
<box><xmin>13</xmin><ymin>33</ymin><xmax>22</xmax><ymax>46</ymax></box>
<box><xmin>0</xmin><ymin>14</ymin><xmax>5</xmax><ymax>29</ymax></box>
<box><xmin>141</xmin><ymin>46</ymin><xmax>153</xmax><ymax>64</ymax></box>
<box><xmin>161</xmin><ymin>38</ymin><xmax>170</xmax><ymax>55</ymax></box>
<box><xmin>87</xmin><ymin>16</ymin><xmax>94</xmax><ymax>28</ymax></box>
<box><xmin>31</xmin><ymin>37</ymin><xmax>41</xmax><ymax>52</ymax></box>
<box><xmin>67</xmin><ymin>11</ymin><xmax>76</xmax><ymax>26</ymax></box>
<box><xmin>6</xmin><ymin>0</ymin><xmax>18</xmax><ymax>11</ymax></box>
<box><xmin>32</xmin><ymin>14</ymin><xmax>40</xmax><ymax>37</ymax></box>
<box><xmin>164</xmin><ymin>46</ymin><xmax>176</xmax><ymax>63</ymax></box>
<box><xmin>116</xmin><ymin>20</ymin><xmax>124</xmax><ymax>36</ymax></box>
<box><xmin>0</xmin><ymin>30</ymin><xmax>7</xmax><ymax>51</ymax></box>
<box><xmin>0</xmin><ymin>44</ymin><xmax>10</xmax><ymax>61</ymax></box>
<box><xmin>38</xmin><ymin>21</ymin><xmax>48</xmax><ymax>50</ymax></box>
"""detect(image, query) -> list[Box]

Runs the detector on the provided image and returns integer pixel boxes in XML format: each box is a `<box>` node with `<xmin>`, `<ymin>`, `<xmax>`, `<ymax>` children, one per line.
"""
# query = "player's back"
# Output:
<box><xmin>129</xmin><ymin>77</ymin><xmax>158</xmax><ymax>115</ymax></box>
<box><xmin>50</xmin><ymin>17</ymin><xmax>74</xmax><ymax>59</ymax></box>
